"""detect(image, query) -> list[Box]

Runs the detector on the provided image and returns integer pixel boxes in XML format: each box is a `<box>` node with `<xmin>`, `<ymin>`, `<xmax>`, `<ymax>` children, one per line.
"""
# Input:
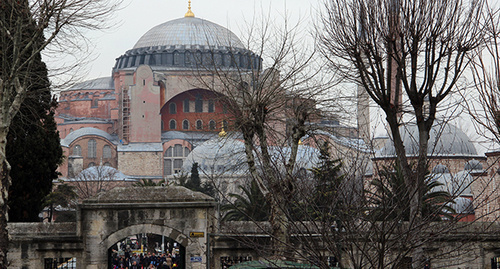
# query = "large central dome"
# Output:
<box><xmin>133</xmin><ymin>17</ymin><xmax>245</xmax><ymax>50</ymax></box>
<box><xmin>114</xmin><ymin>15</ymin><xmax>260</xmax><ymax>71</ymax></box>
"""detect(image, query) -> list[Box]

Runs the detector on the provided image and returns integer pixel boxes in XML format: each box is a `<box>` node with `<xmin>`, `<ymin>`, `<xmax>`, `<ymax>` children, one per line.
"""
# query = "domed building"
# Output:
<box><xmin>56</xmin><ymin>5</ymin><xmax>263</xmax><ymax>180</ymax></box>
<box><xmin>374</xmin><ymin>122</ymin><xmax>487</xmax><ymax>221</ymax></box>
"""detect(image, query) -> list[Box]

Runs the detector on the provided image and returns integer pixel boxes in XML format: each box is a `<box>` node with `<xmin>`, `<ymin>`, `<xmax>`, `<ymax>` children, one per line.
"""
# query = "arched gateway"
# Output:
<box><xmin>80</xmin><ymin>186</ymin><xmax>216</xmax><ymax>269</ymax></box>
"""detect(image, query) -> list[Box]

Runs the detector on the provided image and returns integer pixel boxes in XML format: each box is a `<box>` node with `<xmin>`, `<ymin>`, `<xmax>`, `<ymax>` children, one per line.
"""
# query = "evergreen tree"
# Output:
<box><xmin>5</xmin><ymin>11</ymin><xmax>63</xmax><ymax>222</ymax></box>
<box><xmin>179</xmin><ymin>163</ymin><xmax>215</xmax><ymax>197</ymax></box>
<box><xmin>43</xmin><ymin>184</ymin><xmax>77</xmax><ymax>222</ymax></box>
<box><xmin>309</xmin><ymin>142</ymin><xmax>344</xmax><ymax>221</ymax></box>
<box><xmin>185</xmin><ymin>162</ymin><xmax>201</xmax><ymax>191</ymax></box>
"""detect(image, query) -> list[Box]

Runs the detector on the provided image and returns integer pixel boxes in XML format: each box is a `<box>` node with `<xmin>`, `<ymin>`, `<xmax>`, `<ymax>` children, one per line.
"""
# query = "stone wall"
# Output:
<box><xmin>117</xmin><ymin>151</ymin><xmax>162</xmax><ymax>177</ymax></box>
<box><xmin>8</xmin><ymin>222</ymin><xmax>83</xmax><ymax>269</ymax></box>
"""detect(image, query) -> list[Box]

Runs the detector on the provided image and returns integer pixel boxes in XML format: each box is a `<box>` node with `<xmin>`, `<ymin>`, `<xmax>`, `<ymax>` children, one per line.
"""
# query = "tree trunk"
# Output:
<box><xmin>0</xmin><ymin>128</ymin><xmax>11</xmax><ymax>269</ymax></box>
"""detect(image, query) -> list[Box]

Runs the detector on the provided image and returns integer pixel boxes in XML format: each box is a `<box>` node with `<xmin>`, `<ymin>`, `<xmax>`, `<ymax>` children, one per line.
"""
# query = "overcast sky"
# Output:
<box><xmin>81</xmin><ymin>0</ymin><xmax>319</xmax><ymax>81</ymax></box>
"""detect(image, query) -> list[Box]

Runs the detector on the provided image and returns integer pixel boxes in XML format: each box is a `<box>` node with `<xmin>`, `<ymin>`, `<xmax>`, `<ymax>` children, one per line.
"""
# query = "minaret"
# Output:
<box><xmin>185</xmin><ymin>0</ymin><xmax>195</xmax><ymax>17</ymax></box>
<box><xmin>357</xmin><ymin>84</ymin><xmax>370</xmax><ymax>143</ymax></box>
<box><xmin>357</xmin><ymin>5</ymin><xmax>370</xmax><ymax>143</ymax></box>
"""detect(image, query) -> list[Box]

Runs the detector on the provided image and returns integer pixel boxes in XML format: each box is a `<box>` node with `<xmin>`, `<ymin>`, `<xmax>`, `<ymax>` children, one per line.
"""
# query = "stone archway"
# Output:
<box><xmin>78</xmin><ymin>186</ymin><xmax>216</xmax><ymax>269</ymax></box>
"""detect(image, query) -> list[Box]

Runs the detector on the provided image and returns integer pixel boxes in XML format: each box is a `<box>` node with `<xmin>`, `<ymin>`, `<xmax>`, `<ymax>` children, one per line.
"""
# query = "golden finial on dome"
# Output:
<box><xmin>185</xmin><ymin>0</ymin><xmax>195</xmax><ymax>17</ymax></box>
<box><xmin>298</xmin><ymin>140</ymin><xmax>303</xmax><ymax>145</ymax></box>
<box><xmin>219</xmin><ymin>126</ymin><xmax>227</xmax><ymax>138</ymax></box>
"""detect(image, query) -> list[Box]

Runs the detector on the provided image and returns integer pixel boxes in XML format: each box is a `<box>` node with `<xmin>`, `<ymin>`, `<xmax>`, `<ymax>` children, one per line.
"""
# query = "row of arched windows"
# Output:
<box><xmin>169</xmin><ymin>96</ymin><xmax>215</xmax><ymax>114</ymax></box>
<box><xmin>72</xmin><ymin>141</ymin><xmax>112</xmax><ymax>159</ymax></box>
<box><xmin>167</xmin><ymin>119</ymin><xmax>227</xmax><ymax>131</ymax></box>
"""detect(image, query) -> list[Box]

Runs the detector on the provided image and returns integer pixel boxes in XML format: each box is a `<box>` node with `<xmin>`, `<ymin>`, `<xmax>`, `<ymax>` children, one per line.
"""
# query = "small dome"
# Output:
<box><xmin>429</xmin><ymin>170</ymin><xmax>473</xmax><ymax>197</ymax></box>
<box><xmin>432</xmin><ymin>164</ymin><xmax>450</xmax><ymax>174</ymax></box>
<box><xmin>449</xmin><ymin>197</ymin><xmax>474</xmax><ymax>215</ymax></box>
<box><xmin>67</xmin><ymin>166</ymin><xmax>130</xmax><ymax>181</ymax></box>
<box><xmin>378</xmin><ymin>122</ymin><xmax>477</xmax><ymax>157</ymax></box>
<box><xmin>133</xmin><ymin>17</ymin><xmax>245</xmax><ymax>50</ymax></box>
<box><xmin>464</xmin><ymin>160</ymin><xmax>482</xmax><ymax>171</ymax></box>
<box><xmin>451</xmin><ymin>171</ymin><xmax>473</xmax><ymax>196</ymax></box>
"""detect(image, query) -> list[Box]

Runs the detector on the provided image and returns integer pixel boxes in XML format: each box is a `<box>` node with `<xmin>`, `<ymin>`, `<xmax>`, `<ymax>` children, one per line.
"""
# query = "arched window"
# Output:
<box><xmin>184</xmin><ymin>99</ymin><xmax>190</xmax><ymax>112</ymax></box>
<box><xmin>169</xmin><ymin>103</ymin><xmax>177</xmax><ymax>114</ymax></box>
<box><xmin>174</xmin><ymin>144</ymin><xmax>183</xmax><ymax>157</ymax></box>
<box><xmin>182</xmin><ymin>119</ymin><xmax>189</xmax><ymax>130</ymax></box>
<box><xmin>196</xmin><ymin>120</ymin><xmax>203</xmax><ymax>130</ymax></box>
<box><xmin>169</xmin><ymin>119</ymin><xmax>176</xmax><ymax>130</ymax></box>
<box><xmin>103</xmin><ymin>145</ymin><xmax>111</xmax><ymax>159</ymax></box>
<box><xmin>164</xmin><ymin>144</ymin><xmax>190</xmax><ymax>176</ymax></box>
<box><xmin>195</xmin><ymin>94</ymin><xmax>203</xmax><ymax>112</ymax></box>
<box><xmin>88</xmin><ymin>139</ymin><xmax>97</xmax><ymax>158</ymax></box>
<box><xmin>185</xmin><ymin>51</ymin><xmax>192</xmax><ymax>65</ymax></box>
<box><xmin>73</xmin><ymin>145</ymin><xmax>82</xmax><ymax>156</ymax></box>
<box><xmin>208</xmin><ymin>99</ymin><xmax>214</xmax><ymax>112</ymax></box>
<box><xmin>88</xmin><ymin>162</ymin><xmax>95</xmax><ymax>168</ymax></box>
<box><xmin>103</xmin><ymin>162</ymin><xmax>111</xmax><ymax>167</ymax></box>
<box><xmin>69</xmin><ymin>128</ymin><xmax>74</xmax><ymax>133</ymax></box>
<box><xmin>174</xmin><ymin>51</ymin><xmax>182</xmax><ymax>65</ymax></box>
<box><xmin>165</xmin><ymin>147</ymin><xmax>173</xmax><ymax>157</ymax></box>
<box><xmin>209</xmin><ymin>120</ymin><xmax>216</xmax><ymax>130</ymax></box>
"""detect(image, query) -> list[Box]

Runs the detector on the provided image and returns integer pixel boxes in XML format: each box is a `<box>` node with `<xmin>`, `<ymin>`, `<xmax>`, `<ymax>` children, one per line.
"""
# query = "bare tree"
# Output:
<box><xmin>193</xmin><ymin>10</ymin><xmax>337</xmax><ymax>259</ymax></box>
<box><xmin>69</xmin><ymin>165</ymin><xmax>124</xmax><ymax>200</ymax></box>
<box><xmin>467</xmin><ymin>4</ymin><xmax>500</xmax><ymax>143</ymax></box>
<box><xmin>0</xmin><ymin>1</ymin><xmax>120</xmax><ymax>266</ymax></box>
<box><xmin>317</xmin><ymin>0</ymin><xmax>490</xmax><ymax>267</ymax></box>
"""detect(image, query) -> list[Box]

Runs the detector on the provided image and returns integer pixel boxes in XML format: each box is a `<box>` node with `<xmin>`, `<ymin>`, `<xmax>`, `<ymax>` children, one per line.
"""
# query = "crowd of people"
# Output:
<box><xmin>111</xmin><ymin>249</ymin><xmax>181</xmax><ymax>269</ymax></box>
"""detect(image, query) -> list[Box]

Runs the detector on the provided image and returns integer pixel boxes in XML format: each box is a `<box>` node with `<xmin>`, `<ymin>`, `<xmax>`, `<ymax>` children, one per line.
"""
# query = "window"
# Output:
<box><xmin>92</xmin><ymin>99</ymin><xmax>98</xmax><ymax>107</ymax></box>
<box><xmin>183</xmin><ymin>99</ymin><xmax>190</xmax><ymax>112</ymax></box>
<box><xmin>88</xmin><ymin>139</ymin><xmax>96</xmax><ymax>158</ymax></box>
<box><xmin>69</xmin><ymin>128</ymin><xmax>74</xmax><ymax>133</ymax></box>
<box><xmin>173</xmin><ymin>159</ymin><xmax>183</xmax><ymax>171</ymax></box>
<box><xmin>44</xmin><ymin>258</ymin><xmax>76</xmax><ymax>269</ymax></box>
<box><xmin>182</xmin><ymin>119</ymin><xmax>189</xmax><ymax>130</ymax></box>
<box><xmin>169</xmin><ymin>103</ymin><xmax>177</xmax><ymax>114</ymax></box>
<box><xmin>209</xmin><ymin>120</ymin><xmax>216</xmax><ymax>130</ymax></box>
<box><xmin>185</xmin><ymin>51</ymin><xmax>192</xmax><ymax>65</ymax></box>
<box><xmin>73</xmin><ymin>145</ymin><xmax>82</xmax><ymax>156</ymax></box>
<box><xmin>174</xmin><ymin>144</ymin><xmax>183</xmax><ymax>157</ymax></box>
<box><xmin>169</xmin><ymin>119</ymin><xmax>176</xmax><ymax>130</ymax></box>
<box><xmin>195</xmin><ymin>94</ymin><xmax>203</xmax><ymax>112</ymax></box>
<box><xmin>88</xmin><ymin>162</ymin><xmax>95</xmax><ymax>168</ymax></box>
<box><xmin>208</xmin><ymin>99</ymin><xmax>214</xmax><ymax>112</ymax></box>
<box><xmin>103</xmin><ymin>145</ymin><xmax>111</xmax><ymax>159</ymax></box>
<box><xmin>163</xmin><ymin>159</ymin><xmax>172</xmax><ymax>176</ymax></box>
<box><xmin>164</xmin><ymin>144</ymin><xmax>191</xmax><ymax>176</ymax></box>
<box><xmin>222</xmin><ymin>120</ymin><xmax>228</xmax><ymax>129</ymax></box>
<box><xmin>103</xmin><ymin>162</ymin><xmax>111</xmax><ymax>167</ymax></box>
<box><xmin>196</xmin><ymin>120</ymin><xmax>203</xmax><ymax>130</ymax></box>
<box><xmin>174</xmin><ymin>51</ymin><xmax>182</xmax><ymax>65</ymax></box>
<box><xmin>165</xmin><ymin>147</ymin><xmax>173</xmax><ymax>157</ymax></box>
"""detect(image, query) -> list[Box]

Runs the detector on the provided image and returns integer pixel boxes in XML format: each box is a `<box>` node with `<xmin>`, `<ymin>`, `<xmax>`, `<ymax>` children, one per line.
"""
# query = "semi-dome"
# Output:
<box><xmin>183</xmin><ymin>137</ymin><xmax>248</xmax><ymax>175</ymax></box>
<box><xmin>114</xmin><ymin>16</ymin><xmax>261</xmax><ymax>71</ymax></box>
<box><xmin>182</xmin><ymin>138</ymin><xmax>321</xmax><ymax>176</ymax></box>
<box><xmin>378</xmin><ymin>122</ymin><xmax>478</xmax><ymax>158</ymax></box>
